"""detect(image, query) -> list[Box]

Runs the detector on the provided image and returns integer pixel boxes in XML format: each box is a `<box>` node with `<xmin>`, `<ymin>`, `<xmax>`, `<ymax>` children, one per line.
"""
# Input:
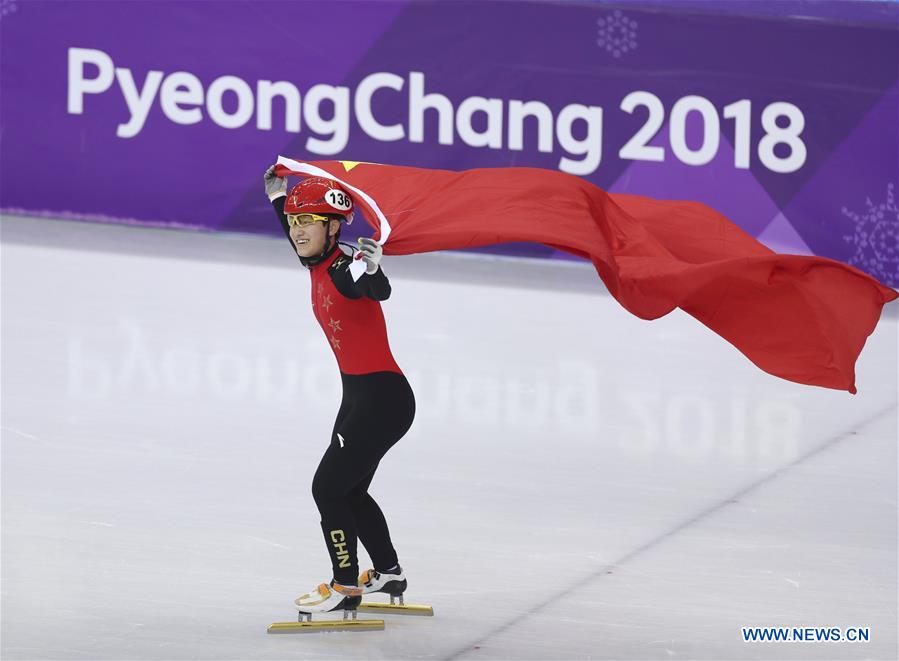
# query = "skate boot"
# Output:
<box><xmin>357</xmin><ymin>565</ymin><xmax>434</xmax><ymax>617</ymax></box>
<box><xmin>267</xmin><ymin>580</ymin><xmax>383</xmax><ymax>634</ymax></box>
<box><xmin>359</xmin><ymin>565</ymin><xmax>407</xmax><ymax>596</ymax></box>
<box><xmin>294</xmin><ymin>580</ymin><xmax>363</xmax><ymax>614</ymax></box>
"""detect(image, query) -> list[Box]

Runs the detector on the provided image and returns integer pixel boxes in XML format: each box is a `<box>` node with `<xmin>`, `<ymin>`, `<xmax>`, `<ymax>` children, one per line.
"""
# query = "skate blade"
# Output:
<box><xmin>267</xmin><ymin>619</ymin><xmax>385</xmax><ymax>634</ymax></box>
<box><xmin>358</xmin><ymin>602</ymin><xmax>434</xmax><ymax>616</ymax></box>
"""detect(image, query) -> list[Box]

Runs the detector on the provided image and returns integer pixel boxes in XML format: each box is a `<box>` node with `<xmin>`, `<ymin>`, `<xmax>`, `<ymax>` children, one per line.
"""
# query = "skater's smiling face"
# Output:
<box><xmin>289</xmin><ymin>216</ymin><xmax>341</xmax><ymax>258</ymax></box>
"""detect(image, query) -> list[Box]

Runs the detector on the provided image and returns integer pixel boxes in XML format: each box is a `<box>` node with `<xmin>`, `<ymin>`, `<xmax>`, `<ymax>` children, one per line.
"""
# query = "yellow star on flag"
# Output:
<box><xmin>339</xmin><ymin>161</ymin><xmax>378</xmax><ymax>172</ymax></box>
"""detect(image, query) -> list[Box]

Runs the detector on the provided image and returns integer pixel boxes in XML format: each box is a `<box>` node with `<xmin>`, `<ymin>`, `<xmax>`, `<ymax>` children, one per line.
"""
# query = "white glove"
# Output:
<box><xmin>264</xmin><ymin>164</ymin><xmax>287</xmax><ymax>201</ymax></box>
<box><xmin>357</xmin><ymin>237</ymin><xmax>383</xmax><ymax>275</ymax></box>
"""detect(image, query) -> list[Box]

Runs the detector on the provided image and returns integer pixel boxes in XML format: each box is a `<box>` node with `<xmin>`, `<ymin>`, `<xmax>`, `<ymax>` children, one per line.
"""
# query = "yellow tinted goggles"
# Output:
<box><xmin>286</xmin><ymin>213</ymin><xmax>331</xmax><ymax>227</ymax></box>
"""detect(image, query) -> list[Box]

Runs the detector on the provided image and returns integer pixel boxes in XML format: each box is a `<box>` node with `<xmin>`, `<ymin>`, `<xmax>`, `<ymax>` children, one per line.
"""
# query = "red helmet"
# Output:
<box><xmin>284</xmin><ymin>176</ymin><xmax>355</xmax><ymax>224</ymax></box>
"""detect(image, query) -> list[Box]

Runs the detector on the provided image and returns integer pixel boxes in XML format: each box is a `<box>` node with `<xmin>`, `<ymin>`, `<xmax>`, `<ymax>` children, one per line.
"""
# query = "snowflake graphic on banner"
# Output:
<box><xmin>596</xmin><ymin>10</ymin><xmax>638</xmax><ymax>59</ymax></box>
<box><xmin>841</xmin><ymin>183</ymin><xmax>898</xmax><ymax>286</ymax></box>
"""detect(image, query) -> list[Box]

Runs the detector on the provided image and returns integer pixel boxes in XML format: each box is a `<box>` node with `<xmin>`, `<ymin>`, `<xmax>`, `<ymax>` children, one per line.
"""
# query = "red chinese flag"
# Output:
<box><xmin>274</xmin><ymin>158</ymin><xmax>897</xmax><ymax>394</ymax></box>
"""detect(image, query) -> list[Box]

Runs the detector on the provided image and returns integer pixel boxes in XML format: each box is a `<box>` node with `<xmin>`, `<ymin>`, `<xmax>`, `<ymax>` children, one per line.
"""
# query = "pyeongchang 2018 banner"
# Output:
<box><xmin>1</xmin><ymin>0</ymin><xmax>897</xmax><ymax>286</ymax></box>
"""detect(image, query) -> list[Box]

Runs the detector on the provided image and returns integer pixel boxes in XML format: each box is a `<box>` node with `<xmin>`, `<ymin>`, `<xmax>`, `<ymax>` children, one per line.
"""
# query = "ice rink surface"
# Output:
<box><xmin>2</xmin><ymin>215</ymin><xmax>897</xmax><ymax>661</ymax></box>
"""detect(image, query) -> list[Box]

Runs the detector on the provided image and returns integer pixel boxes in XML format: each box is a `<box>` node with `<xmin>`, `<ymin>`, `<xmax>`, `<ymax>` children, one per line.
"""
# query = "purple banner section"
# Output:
<box><xmin>1</xmin><ymin>1</ymin><xmax>897</xmax><ymax>285</ymax></box>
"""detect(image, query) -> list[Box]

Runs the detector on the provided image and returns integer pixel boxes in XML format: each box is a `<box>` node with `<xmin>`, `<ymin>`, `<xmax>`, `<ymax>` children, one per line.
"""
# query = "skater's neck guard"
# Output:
<box><xmin>300</xmin><ymin>235</ymin><xmax>339</xmax><ymax>269</ymax></box>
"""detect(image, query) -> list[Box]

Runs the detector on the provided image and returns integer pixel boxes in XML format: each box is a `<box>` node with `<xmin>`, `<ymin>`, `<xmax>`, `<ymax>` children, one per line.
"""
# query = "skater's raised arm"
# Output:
<box><xmin>264</xmin><ymin>165</ymin><xmax>297</xmax><ymax>252</ymax></box>
<box><xmin>328</xmin><ymin>252</ymin><xmax>392</xmax><ymax>301</ymax></box>
<box><xmin>359</xmin><ymin>266</ymin><xmax>391</xmax><ymax>301</ymax></box>
<box><xmin>272</xmin><ymin>196</ymin><xmax>293</xmax><ymax>243</ymax></box>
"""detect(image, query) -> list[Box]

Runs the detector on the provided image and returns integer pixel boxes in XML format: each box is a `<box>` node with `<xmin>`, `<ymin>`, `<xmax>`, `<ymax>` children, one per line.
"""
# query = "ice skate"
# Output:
<box><xmin>295</xmin><ymin>580</ymin><xmax>363</xmax><ymax>613</ymax></box>
<box><xmin>267</xmin><ymin>581</ymin><xmax>384</xmax><ymax>634</ymax></box>
<box><xmin>357</xmin><ymin>565</ymin><xmax>435</xmax><ymax>617</ymax></box>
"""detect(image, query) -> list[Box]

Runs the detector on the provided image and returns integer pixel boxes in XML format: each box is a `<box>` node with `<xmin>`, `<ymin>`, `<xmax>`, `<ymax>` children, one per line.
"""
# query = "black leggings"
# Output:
<box><xmin>311</xmin><ymin>370</ymin><xmax>415</xmax><ymax>585</ymax></box>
